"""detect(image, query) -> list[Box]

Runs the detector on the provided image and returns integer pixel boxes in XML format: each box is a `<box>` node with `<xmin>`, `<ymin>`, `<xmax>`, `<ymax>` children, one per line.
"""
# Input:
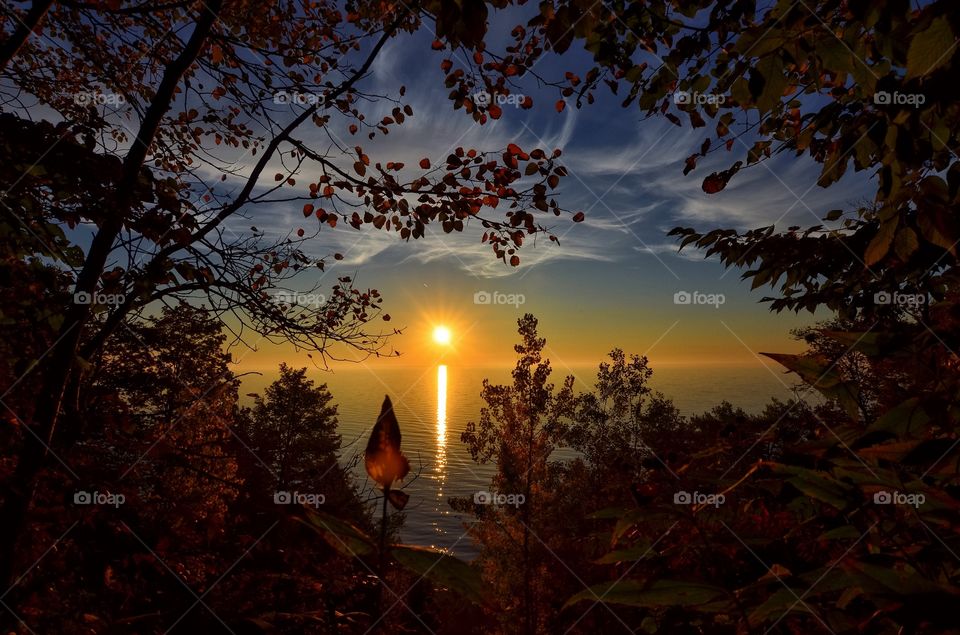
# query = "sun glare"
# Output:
<box><xmin>432</xmin><ymin>325</ymin><xmax>452</xmax><ymax>345</ymax></box>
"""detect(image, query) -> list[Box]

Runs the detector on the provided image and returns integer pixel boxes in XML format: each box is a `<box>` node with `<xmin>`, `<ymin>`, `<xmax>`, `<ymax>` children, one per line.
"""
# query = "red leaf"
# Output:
<box><xmin>302</xmin><ymin>204</ymin><xmax>314</xmax><ymax>217</ymax></box>
<box><xmin>364</xmin><ymin>395</ymin><xmax>410</xmax><ymax>487</ymax></box>
<box><xmin>488</xmin><ymin>104</ymin><xmax>502</xmax><ymax>119</ymax></box>
<box><xmin>510</xmin><ymin>255</ymin><xmax>520</xmax><ymax>266</ymax></box>
<box><xmin>555</xmin><ymin>99</ymin><xmax>566</xmax><ymax>113</ymax></box>
<box><xmin>419</xmin><ymin>158</ymin><xmax>431</xmax><ymax>169</ymax></box>
<box><xmin>572</xmin><ymin>211</ymin><xmax>585</xmax><ymax>222</ymax></box>
<box><xmin>702</xmin><ymin>173</ymin><xmax>727</xmax><ymax>194</ymax></box>
<box><xmin>507</xmin><ymin>143</ymin><xmax>522</xmax><ymax>156</ymax></box>
<box><xmin>431</xmin><ymin>39</ymin><xmax>444</xmax><ymax>50</ymax></box>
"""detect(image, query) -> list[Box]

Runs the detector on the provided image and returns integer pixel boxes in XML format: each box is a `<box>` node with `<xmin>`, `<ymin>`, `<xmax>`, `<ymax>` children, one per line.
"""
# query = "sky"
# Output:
<box><xmin>221</xmin><ymin>14</ymin><xmax>875</xmax><ymax>374</ymax></box>
<box><xmin>26</xmin><ymin>8</ymin><xmax>877</xmax><ymax>374</ymax></box>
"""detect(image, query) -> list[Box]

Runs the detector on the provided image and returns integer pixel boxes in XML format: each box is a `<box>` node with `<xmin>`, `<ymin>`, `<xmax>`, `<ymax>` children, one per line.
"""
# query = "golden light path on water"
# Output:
<box><xmin>434</xmin><ymin>364</ymin><xmax>448</xmax><ymax>542</ymax></box>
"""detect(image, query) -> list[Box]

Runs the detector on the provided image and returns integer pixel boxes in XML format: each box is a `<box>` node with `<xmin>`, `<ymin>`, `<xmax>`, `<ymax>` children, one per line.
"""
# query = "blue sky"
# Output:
<box><xmin>217</xmin><ymin>18</ymin><xmax>876</xmax><ymax>369</ymax></box>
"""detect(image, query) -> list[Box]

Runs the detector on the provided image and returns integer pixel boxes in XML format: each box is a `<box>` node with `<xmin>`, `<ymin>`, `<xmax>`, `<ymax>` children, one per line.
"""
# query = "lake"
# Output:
<box><xmin>240</xmin><ymin>363</ymin><xmax>801</xmax><ymax>558</ymax></box>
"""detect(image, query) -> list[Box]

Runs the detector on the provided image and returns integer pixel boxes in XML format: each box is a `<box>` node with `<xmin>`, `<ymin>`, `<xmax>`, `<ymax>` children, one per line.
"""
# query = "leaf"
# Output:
<box><xmin>906</xmin><ymin>17</ymin><xmax>955</xmax><ymax>79</ymax></box>
<box><xmin>594</xmin><ymin>541</ymin><xmax>654</xmax><ymax>564</ymax></box>
<box><xmin>748</xmin><ymin>588</ymin><xmax>814</xmax><ymax>626</ymax></box>
<box><xmin>555</xmin><ymin>99</ymin><xmax>566</xmax><ymax>113</ymax></box>
<box><xmin>857</xmin><ymin>440</ymin><xmax>924</xmax><ymax>462</ymax></box>
<box><xmin>821</xmin><ymin>330</ymin><xmax>888</xmax><ymax>357</ymax></box>
<box><xmin>390</xmin><ymin>545</ymin><xmax>487</xmax><ymax>605</ymax></box>
<box><xmin>419</xmin><ymin>158</ymin><xmax>431</xmax><ymax>169</ymax></box>
<box><xmin>767</xmin><ymin>463</ymin><xmax>852</xmax><ymax>510</ymax></box>
<box><xmin>894</xmin><ymin>227</ymin><xmax>919</xmax><ymax>261</ymax></box>
<box><xmin>297</xmin><ymin>508</ymin><xmax>374</xmax><ymax>557</ymax></box>
<box><xmin>612</xmin><ymin>508</ymin><xmax>647</xmax><ymax>542</ymax></box>
<box><xmin>572</xmin><ymin>211</ymin><xmax>585</xmax><ymax>222</ymax></box>
<box><xmin>364</xmin><ymin>395</ymin><xmax>410</xmax><ymax>487</ymax></box>
<box><xmin>761</xmin><ymin>352</ymin><xmax>860</xmax><ymax>420</ymax></box>
<box><xmin>865</xmin><ymin>219</ymin><xmax>897</xmax><ymax>265</ymax></box>
<box><xmin>564</xmin><ymin>580</ymin><xmax>730</xmax><ymax>611</ymax></box>
<box><xmin>866</xmin><ymin>397</ymin><xmax>929</xmax><ymax>436</ymax></box>
<box><xmin>842</xmin><ymin>559</ymin><xmax>960</xmax><ymax>597</ymax></box>
<box><xmin>388</xmin><ymin>489</ymin><xmax>410</xmax><ymax>510</ymax></box>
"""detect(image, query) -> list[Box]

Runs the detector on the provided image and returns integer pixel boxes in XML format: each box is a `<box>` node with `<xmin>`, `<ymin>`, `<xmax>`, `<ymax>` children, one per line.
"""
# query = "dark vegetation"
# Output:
<box><xmin>2</xmin><ymin>0</ymin><xmax>960</xmax><ymax>632</ymax></box>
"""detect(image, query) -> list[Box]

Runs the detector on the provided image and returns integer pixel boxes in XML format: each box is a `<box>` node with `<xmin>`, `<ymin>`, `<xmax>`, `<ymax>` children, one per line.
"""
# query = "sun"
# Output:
<box><xmin>432</xmin><ymin>325</ymin><xmax>452</xmax><ymax>345</ymax></box>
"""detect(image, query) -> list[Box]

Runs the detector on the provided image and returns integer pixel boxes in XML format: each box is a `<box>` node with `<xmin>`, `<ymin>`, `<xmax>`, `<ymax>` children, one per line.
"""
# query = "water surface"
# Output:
<box><xmin>241</xmin><ymin>363</ymin><xmax>801</xmax><ymax>557</ymax></box>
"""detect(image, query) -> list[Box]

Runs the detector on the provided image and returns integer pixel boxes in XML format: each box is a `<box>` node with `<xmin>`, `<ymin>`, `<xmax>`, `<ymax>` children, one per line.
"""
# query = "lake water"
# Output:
<box><xmin>240</xmin><ymin>363</ymin><xmax>801</xmax><ymax>558</ymax></box>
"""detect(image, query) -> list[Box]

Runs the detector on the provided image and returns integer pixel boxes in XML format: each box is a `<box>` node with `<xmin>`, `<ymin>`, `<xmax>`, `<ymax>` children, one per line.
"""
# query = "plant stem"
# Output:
<box><xmin>376</xmin><ymin>484</ymin><xmax>390</xmax><ymax>625</ymax></box>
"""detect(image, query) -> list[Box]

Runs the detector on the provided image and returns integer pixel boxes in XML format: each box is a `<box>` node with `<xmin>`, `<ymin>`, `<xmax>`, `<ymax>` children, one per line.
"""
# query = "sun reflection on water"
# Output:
<box><xmin>436</xmin><ymin>363</ymin><xmax>447</xmax><ymax>467</ymax></box>
<box><xmin>435</xmin><ymin>364</ymin><xmax>448</xmax><ymax>532</ymax></box>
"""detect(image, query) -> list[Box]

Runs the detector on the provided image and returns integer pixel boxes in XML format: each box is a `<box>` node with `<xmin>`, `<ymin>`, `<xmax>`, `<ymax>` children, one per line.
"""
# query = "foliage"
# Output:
<box><xmin>459</xmin><ymin>313</ymin><xmax>577</xmax><ymax>634</ymax></box>
<box><xmin>235</xmin><ymin>363</ymin><xmax>351</xmax><ymax>507</ymax></box>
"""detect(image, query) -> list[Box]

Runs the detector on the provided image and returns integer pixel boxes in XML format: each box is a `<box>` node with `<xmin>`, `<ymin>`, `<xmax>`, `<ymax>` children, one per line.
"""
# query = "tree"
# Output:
<box><xmin>0</xmin><ymin>0</ymin><xmax>583</xmax><ymax>585</ymax></box>
<box><xmin>236</xmin><ymin>363</ymin><xmax>362</xmax><ymax>516</ymax></box>
<box><xmin>461</xmin><ymin>314</ymin><xmax>575</xmax><ymax>634</ymax></box>
<box><xmin>0</xmin><ymin>304</ymin><xmax>245</xmax><ymax>631</ymax></box>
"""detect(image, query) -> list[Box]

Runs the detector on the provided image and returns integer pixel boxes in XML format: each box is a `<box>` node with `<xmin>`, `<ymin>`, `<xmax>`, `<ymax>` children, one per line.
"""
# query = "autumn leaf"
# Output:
<box><xmin>419</xmin><ymin>158</ymin><xmax>431</xmax><ymax>169</ymax></box>
<box><xmin>906</xmin><ymin>17</ymin><xmax>955</xmax><ymax>79</ymax></box>
<box><xmin>364</xmin><ymin>395</ymin><xmax>410</xmax><ymax>488</ymax></box>
<box><xmin>387</xmin><ymin>489</ymin><xmax>410</xmax><ymax>510</ymax></box>
<box><xmin>702</xmin><ymin>174</ymin><xmax>726</xmax><ymax>194</ymax></box>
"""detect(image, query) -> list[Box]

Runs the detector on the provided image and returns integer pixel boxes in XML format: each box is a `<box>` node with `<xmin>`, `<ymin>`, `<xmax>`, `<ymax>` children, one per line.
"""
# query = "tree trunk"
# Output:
<box><xmin>0</xmin><ymin>0</ymin><xmax>55</xmax><ymax>72</ymax></box>
<box><xmin>0</xmin><ymin>0</ymin><xmax>223</xmax><ymax>587</ymax></box>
